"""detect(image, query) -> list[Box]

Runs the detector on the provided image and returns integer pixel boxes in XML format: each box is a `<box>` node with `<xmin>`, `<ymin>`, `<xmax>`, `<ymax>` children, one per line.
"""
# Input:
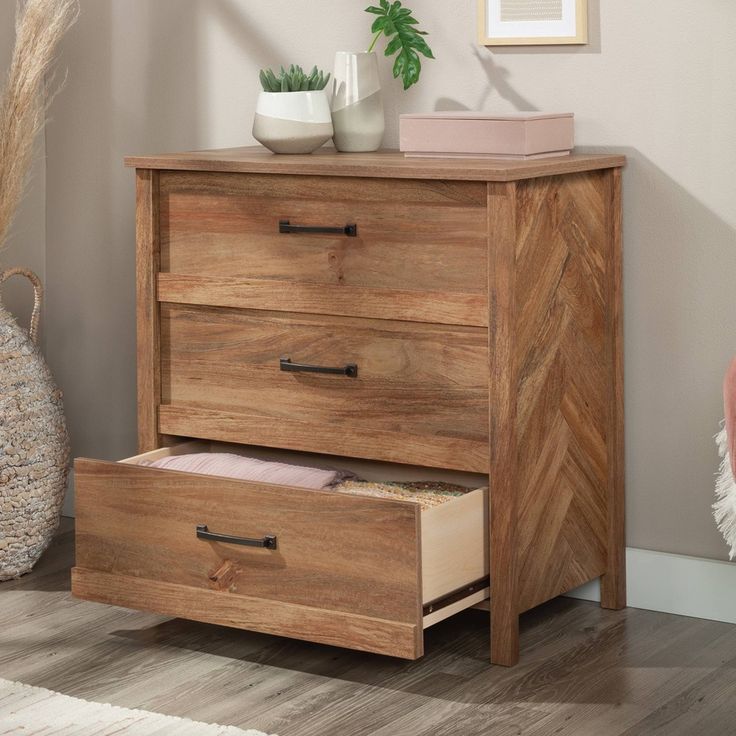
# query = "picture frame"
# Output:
<box><xmin>478</xmin><ymin>0</ymin><xmax>588</xmax><ymax>46</ymax></box>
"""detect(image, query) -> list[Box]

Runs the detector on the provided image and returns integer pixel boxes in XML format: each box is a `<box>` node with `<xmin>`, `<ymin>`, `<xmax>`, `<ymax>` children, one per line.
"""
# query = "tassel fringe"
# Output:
<box><xmin>713</xmin><ymin>423</ymin><xmax>736</xmax><ymax>560</ymax></box>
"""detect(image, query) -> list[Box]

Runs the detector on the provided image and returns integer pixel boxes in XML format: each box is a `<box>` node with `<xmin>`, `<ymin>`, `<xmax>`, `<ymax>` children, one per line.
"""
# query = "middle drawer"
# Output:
<box><xmin>159</xmin><ymin>304</ymin><xmax>489</xmax><ymax>473</ymax></box>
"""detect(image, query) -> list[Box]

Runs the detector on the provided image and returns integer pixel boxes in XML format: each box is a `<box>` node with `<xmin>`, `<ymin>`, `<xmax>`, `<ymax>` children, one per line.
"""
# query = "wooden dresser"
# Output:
<box><xmin>71</xmin><ymin>148</ymin><xmax>625</xmax><ymax>666</ymax></box>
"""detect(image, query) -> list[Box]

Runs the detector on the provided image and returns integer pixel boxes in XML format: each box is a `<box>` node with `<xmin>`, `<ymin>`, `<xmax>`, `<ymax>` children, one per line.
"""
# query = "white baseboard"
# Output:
<box><xmin>567</xmin><ymin>547</ymin><xmax>736</xmax><ymax>625</ymax></box>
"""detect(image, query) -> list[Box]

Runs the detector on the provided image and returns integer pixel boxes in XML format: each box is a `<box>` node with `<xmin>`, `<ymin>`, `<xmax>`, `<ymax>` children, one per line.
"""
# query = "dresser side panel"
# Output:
<box><xmin>511</xmin><ymin>169</ymin><xmax>620</xmax><ymax>613</ymax></box>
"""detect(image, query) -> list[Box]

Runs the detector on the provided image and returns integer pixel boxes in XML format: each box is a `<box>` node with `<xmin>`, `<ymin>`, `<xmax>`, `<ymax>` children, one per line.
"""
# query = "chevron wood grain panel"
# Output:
<box><xmin>515</xmin><ymin>171</ymin><xmax>611</xmax><ymax>611</ymax></box>
<box><xmin>489</xmin><ymin>168</ymin><xmax>624</xmax><ymax>666</ymax></box>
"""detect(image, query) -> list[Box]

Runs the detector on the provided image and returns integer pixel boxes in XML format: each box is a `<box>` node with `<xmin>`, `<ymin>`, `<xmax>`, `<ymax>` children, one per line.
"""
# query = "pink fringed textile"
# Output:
<box><xmin>143</xmin><ymin>453</ymin><xmax>352</xmax><ymax>490</ymax></box>
<box><xmin>725</xmin><ymin>357</ymin><xmax>736</xmax><ymax>479</ymax></box>
<box><xmin>714</xmin><ymin>357</ymin><xmax>736</xmax><ymax>559</ymax></box>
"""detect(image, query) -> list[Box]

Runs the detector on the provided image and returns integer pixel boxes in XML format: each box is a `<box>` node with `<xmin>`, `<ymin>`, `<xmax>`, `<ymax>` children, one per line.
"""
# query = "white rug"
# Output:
<box><xmin>0</xmin><ymin>679</ymin><xmax>274</xmax><ymax>736</ymax></box>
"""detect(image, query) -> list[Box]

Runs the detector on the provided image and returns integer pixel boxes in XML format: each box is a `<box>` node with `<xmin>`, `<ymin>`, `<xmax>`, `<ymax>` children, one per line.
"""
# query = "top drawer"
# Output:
<box><xmin>158</xmin><ymin>172</ymin><xmax>488</xmax><ymax>327</ymax></box>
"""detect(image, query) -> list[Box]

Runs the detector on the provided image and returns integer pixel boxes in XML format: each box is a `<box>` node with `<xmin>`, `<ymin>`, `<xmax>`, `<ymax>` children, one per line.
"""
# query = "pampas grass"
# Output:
<box><xmin>0</xmin><ymin>0</ymin><xmax>78</xmax><ymax>252</ymax></box>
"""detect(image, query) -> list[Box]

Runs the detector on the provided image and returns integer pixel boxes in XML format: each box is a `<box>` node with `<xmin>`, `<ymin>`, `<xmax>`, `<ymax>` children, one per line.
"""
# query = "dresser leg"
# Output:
<box><xmin>490</xmin><ymin>602</ymin><xmax>519</xmax><ymax>666</ymax></box>
<box><xmin>600</xmin><ymin>559</ymin><xmax>627</xmax><ymax>610</ymax></box>
<box><xmin>601</xmin><ymin>167</ymin><xmax>626</xmax><ymax>613</ymax></box>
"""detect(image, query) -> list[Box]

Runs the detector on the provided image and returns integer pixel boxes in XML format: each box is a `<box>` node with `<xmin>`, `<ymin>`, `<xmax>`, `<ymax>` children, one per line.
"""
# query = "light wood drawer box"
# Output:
<box><xmin>158</xmin><ymin>171</ymin><xmax>488</xmax><ymax>327</ymax></box>
<box><xmin>158</xmin><ymin>304</ymin><xmax>490</xmax><ymax>472</ymax></box>
<box><xmin>72</xmin><ymin>442</ymin><xmax>489</xmax><ymax>660</ymax></box>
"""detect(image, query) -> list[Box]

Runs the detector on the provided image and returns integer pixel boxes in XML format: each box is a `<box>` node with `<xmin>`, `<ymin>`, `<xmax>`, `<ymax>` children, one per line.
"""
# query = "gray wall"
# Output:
<box><xmin>30</xmin><ymin>1</ymin><xmax>736</xmax><ymax>559</ymax></box>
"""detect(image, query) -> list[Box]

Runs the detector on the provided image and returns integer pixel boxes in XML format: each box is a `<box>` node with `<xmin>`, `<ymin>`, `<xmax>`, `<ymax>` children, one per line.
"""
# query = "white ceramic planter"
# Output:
<box><xmin>252</xmin><ymin>90</ymin><xmax>334</xmax><ymax>154</ymax></box>
<box><xmin>331</xmin><ymin>52</ymin><xmax>385</xmax><ymax>152</ymax></box>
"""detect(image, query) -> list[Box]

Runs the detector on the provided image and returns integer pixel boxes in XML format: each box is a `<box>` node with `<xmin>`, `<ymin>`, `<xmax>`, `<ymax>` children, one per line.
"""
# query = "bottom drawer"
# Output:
<box><xmin>72</xmin><ymin>441</ymin><xmax>489</xmax><ymax>659</ymax></box>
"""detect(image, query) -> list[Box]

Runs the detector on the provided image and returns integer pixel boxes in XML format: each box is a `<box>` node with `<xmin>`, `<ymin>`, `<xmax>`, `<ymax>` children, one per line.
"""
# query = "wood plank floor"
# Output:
<box><xmin>3</xmin><ymin>519</ymin><xmax>736</xmax><ymax>735</ymax></box>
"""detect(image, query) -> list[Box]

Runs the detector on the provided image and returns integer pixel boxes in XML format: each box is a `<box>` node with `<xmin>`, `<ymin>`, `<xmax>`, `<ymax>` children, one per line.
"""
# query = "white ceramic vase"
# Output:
<box><xmin>331</xmin><ymin>52</ymin><xmax>385</xmax><ymax>152</ymax></box>
<box><xmin>252</xmin><ymin>90</ymin><xmax>334</xmax><ymax>155</ymax></box>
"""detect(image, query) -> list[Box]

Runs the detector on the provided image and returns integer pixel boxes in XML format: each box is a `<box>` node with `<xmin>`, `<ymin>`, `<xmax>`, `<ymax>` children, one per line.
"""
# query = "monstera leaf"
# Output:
<box><xmin>365</xmin><ymin>0</ymin><xmax>435</xmax><ymax>90</ymax></box>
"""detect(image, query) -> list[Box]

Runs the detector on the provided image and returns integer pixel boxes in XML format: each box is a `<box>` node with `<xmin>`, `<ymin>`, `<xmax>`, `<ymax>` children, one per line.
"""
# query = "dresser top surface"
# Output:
<box><xmin>124</xmin><ymin>146</ymin><xmax>625</xmax><ymax>182</ymax></box>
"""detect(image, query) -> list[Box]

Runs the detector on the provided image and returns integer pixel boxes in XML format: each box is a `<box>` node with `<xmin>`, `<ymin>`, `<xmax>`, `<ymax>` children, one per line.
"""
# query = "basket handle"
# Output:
<box><xmin>0</xmin><ymin>267</ymin><xmax>43</xmax><ymax>344</ymax></box>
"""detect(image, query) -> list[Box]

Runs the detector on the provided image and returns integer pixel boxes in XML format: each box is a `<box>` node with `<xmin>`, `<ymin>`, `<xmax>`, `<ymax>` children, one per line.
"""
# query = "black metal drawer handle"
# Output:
<box><xmin>280</xmin><ymin>356</ymin><xmax>358</xmax><ymax>378</ymax></box>
<box><xmin>279</xmin><ymin>219</ymin><xmax>357</xmax><ymax>237</ymax></box>
<box><xmin>196</xmin><ymin>524</ymin><xmax>277</xmax><ymax>550</ymax></box>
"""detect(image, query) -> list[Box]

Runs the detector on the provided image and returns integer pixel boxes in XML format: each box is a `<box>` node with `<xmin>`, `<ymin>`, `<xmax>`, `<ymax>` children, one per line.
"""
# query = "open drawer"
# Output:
<box><xmin>72</xmin><ymin>441</ymin><xmax>489</xmax><ymax>659</ymax></box>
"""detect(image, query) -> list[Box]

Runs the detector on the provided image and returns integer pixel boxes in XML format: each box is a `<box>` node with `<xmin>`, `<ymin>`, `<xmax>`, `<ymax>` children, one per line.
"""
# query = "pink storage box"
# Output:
<box><xmin>399</xmin><ymin>111</ymin><xmax>574</xmax><ymax>159</ymax></box>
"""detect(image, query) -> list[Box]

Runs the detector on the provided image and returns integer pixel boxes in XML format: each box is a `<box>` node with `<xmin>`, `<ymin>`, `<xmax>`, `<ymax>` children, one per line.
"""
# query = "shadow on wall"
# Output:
<box><xmin>435</xmin><ymin>47</ymin><xmax>539</xmax><ymax>112</ymax></box>
<box><xmin>141</xmin><ymin>0</ymin><xmax>204</xmax><ymax>148</ymax></box>
<box><xmin>55</xmin><ymin>0</ymin><xmax>209</xmax><ymax>515</ymax></box>
<box><xmin>208</xmin><ymin>0</ymin><xmax>282</xmax><ymax>68</ymax></box>
<box><xmin>581</xmin><ymin>145</ymin><xmax>736</xmax><ymax>560</ymax></box>
<box><xmin>437</xmin><ymin>0</ymin><xmax>602</xmax><ymax>114</ymax></box>
<box><xmin>59</xmin><ymin>0</ymin><xmax>287</xmax><ymax>517</ymax></box>
<box><xmin>142</xmin><ymin>0</ymin><xmax>282</xmax><ymax>147</ymax></box>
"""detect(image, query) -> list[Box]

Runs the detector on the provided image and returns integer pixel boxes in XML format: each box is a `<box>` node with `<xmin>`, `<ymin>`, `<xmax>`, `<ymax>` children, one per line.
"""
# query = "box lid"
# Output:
<box><xmin>400</xmin><ymin>111</ymin><xmax>574</xmax><ymax>121</ymax></box>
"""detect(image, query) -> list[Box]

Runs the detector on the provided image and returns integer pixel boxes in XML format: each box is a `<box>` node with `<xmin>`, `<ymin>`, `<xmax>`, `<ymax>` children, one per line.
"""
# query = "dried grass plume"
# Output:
<box><xmin>0</xmin><ymin>0</ymin><xmax>78</xmax><ymax>253</ymax></box>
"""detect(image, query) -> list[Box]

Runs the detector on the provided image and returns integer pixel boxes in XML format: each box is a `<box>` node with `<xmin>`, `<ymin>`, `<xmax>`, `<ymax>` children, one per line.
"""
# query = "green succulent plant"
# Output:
<box><xmin>259</xmin><ymin>65</ymin><xmax>331</xmax><ymax>93</ymax></box>
<box><xmin>366</xmin><ymin>0</ymin><xmax>435</xmax><ymax>90</ymax></box>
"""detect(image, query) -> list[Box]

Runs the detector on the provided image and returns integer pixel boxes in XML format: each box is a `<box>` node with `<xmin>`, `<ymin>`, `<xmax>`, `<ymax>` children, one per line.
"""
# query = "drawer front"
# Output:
<box><xmin>158</xmin><ymin>171</ymin><xmax>488</xmax><ymax>327</ymax></box>
<box><xmin>73</xmin><ymin>457</ymin><xmax>423</xmax><ymax>658</ymax></box>
<box><xmin>159</xmin><ymin>305</ymin><xmax>490</xmax><ymax>472</ymax></box>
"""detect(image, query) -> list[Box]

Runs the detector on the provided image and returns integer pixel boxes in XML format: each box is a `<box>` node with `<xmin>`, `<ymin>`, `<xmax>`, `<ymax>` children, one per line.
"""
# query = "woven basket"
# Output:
<box><xmin>0</xmin><ymin>268</ymin><xmax>69</xmax><ymax>581</ymax></box>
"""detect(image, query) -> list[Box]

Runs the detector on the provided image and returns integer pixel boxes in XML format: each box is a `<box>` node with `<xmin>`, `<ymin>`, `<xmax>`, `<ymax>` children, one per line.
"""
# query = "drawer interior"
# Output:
<box><xmin>122</xmin><ymin>439</ymin><xmax>487</xmax><ymax>492</ymax></box>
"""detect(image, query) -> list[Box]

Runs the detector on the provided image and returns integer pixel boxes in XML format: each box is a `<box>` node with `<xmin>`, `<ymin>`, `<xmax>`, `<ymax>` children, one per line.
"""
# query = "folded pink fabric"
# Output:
<box><xmin>143</xmin><ymin>453</ymin><xmax>352</xmax><ymax>489</ymax></box>
<box><xmin>725</xmin><ymin>357</ymin><xmax>736</xmax><ymax>479</ymax></box>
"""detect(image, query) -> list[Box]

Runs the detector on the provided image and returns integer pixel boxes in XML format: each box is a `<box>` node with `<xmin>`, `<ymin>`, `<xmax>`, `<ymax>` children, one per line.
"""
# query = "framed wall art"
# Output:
<box><xmin>478</xmin><ymin>0</ymin><xmax>588</xmax><ymax>46</ymax></box>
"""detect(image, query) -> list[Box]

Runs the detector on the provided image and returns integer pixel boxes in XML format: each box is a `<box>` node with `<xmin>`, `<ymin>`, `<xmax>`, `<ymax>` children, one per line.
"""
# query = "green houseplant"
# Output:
<box><xmin>365</xmin><ymin>0</ymin><xmax>435</xmax><ymax>90</ymax></box>
<box><xmin>259</xmin><ymin>65</ymin><xmax>331</xmax><ymax>93</ymax></box>
<box><xmin>330</xmin><ymin>1</ymin><xmax>435</xmax><ymax>152</ymax></box>
<box><xmin>253</xmin><ymin>64</ymin><xmax>334</xmax><ymax>155</ymax></box>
